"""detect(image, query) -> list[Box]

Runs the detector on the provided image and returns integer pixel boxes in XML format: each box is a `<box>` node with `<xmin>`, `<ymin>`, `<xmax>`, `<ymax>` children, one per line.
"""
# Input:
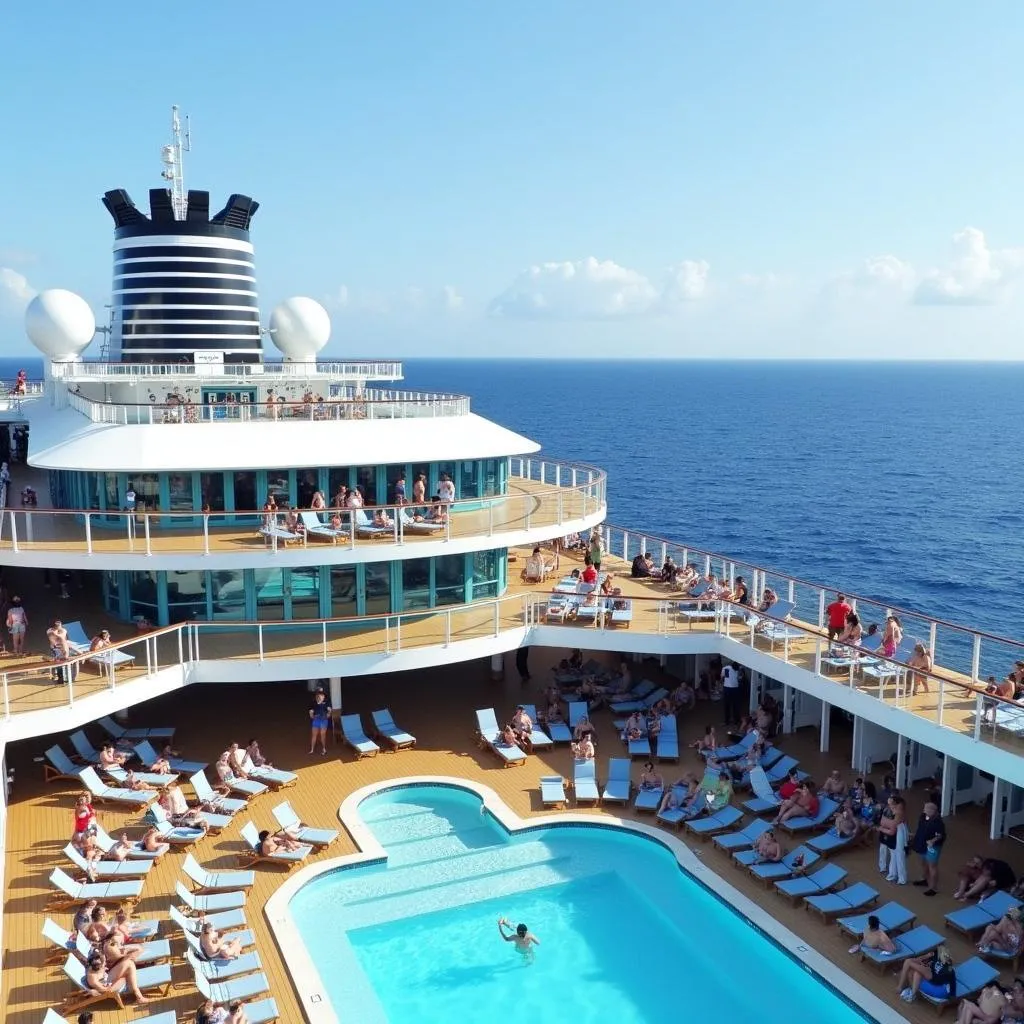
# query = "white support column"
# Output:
<box><xmin>991</xmin><ymin>778</ymin><xmax>1007</xmax><ymax>840</ymax></box>
<box><xmin>851</xmin><ymin>716</ymin><xmax>863</xmax><ymax>771</ymax></box>
<box><xmin>782</xmin><ymin>685</ymin><xmax>795</xmax><ymax>735</ymax></box>
<box><xmin>940</xmin><ymin>756</ymin><xmax>957</xmax><ymax>817</ymax></box>
<box><xmin>490</xmin><ymin>653</ymin><xmax>504</xmax><ymax>681</ymax></box>
<box><xmin>895</xmin><ymin>734</ymin><xmax>909</xmax><ymax>790</ymax></box>
<box><xmin>329</xmin><ymin>676</ymin><xmax>342</xmax><ymax>712</ymax></box>
<box><xmin>819</xmin><ymin>701</ymin><xmax>831</xmax><ymax>753</ymax></box>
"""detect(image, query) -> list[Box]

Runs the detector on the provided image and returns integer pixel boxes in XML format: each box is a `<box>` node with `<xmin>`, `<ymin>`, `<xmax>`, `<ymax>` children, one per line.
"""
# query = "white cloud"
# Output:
<box><xmin>488</xmin><ymin>255</ymin><xmax>710</xmax><ymax>320</ymax></box>
<box><xmin>0</xmin><ymin>267</ymin><xmax>35</xmax><ymax>311</ymax></box>
<box><xmin>914</xmin><ymin>227</ymin><xmax>1024</xmax><ymax>306</ymax></box>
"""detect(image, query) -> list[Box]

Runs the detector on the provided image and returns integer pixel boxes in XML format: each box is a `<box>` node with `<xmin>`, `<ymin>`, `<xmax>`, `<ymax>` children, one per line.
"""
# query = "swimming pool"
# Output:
<box><xmin>283</xmin><ymin>782</ymin><xmax>889</xmax><ymax>1024</ymax></box>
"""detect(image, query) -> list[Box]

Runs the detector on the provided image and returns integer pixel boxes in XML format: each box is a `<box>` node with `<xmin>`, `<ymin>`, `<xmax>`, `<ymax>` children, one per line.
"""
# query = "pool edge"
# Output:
<box><xmin>264</xmin><ymin>776</ymin><xmax>907</xmax><ymax>1024</ymax></box>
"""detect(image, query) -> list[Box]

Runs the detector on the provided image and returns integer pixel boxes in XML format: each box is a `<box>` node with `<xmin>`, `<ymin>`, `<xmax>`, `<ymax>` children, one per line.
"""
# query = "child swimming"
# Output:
<box><xmin>497</xmin><ymin>917</ymin><xmax>540</xmax><ymax>960</ymax></box>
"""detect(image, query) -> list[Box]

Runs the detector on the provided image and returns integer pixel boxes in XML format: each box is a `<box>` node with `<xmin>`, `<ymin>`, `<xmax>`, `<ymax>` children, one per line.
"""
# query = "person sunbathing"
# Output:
<box><xmin>978</xmin><ymin>907</ymin><xmax>1023</xmax><ymax>955</ymax></box>
<box><xmin>84</xmin><ymin>950</ymin><xmax>149</xmax><ymax>1005</ymax></box>
<box><xmin>657</xmin><ymin>774</ymin><xmax>698</xmax><ymax>814</ymax></box>
<box><xmin>160</xmin><ymin>782</ymin><xmax>209</xmax><ymax>829</ymax></box>
<box><xmin>103</xmin><ymin>928</ymin><xmax>143</xmax><ymax>965</ymax></box>
<box><xmin>750</xmin><ymin>829</ymin><xmax>782</xmax><ymax>864</ymax></box>
<box><xmin>571</xmin><ymin>734</ymin><xmax>595</xmax><ymax>761</ymax></box>
<box><xmin>86</xmin><ymin>905</ymin><xmax>115</xmax><ymax>943</ymax></box>
<box><xmin>684</xmin><ymin>771</ymin><xmax>733</xmax><ymax>817</ymax></box>
<box><xmin>772</xmin><ymin>782</ymin><xmax>819</xmax><ymax>826</ymax></box>
<box><xmin>73</xmin><ymin>899</ymin><xmax>98</xmax><ymax>935</ymax></box>
<box><xmin>75</xmin><ymin>833</ymin><xmax>104</xmax><ymax>881</ymax></box>
<box><xmin>144</xmin><ymin>752</ymin><xmax>173</xmax><ymax>774</ymax></box>
<box><xmin>646</xmin><ymin>712</ymin><xmax>663</xmax><ymax>740</ymax></box>
<box><xmin>201</xmin><ymin>921</ymin><xmax>244</xmax><ymax>960</ymax></box>
<box><xmin>499</xmin><ymin>723</ymin><xmax>520</xmax><ymax>750</ymax></box>
<box><xmin>848</xmin><ymin>914</ymin><xmax>896</xmax><ymax>956</ymax></box>
<box><xmin>638</xmin><ymin>763</ymin><xmax>663</xmax><ymax>792</ymax></box>
<box><xmin>113</xmin><ymin>908</ymin><xmax>151</xmax><ymax>943</ymax></box>
<box><xmin>122</xmin><ymin>768</ymin><xmax>157</xmax><ymax>792</ymax></box>
<box><xmin>196</xmin><ymin>997</ymin><xmax>250</xmax><ymax>1024</ymax></box>
<box><xmin>897</xmin><ymin>944</ymin><xmax>954</xmax><ymax>1004</ymax></box>
<box><xmin>671</xmin><ymin>681</ymin><xmax>696</xmax><ymax>712</ymax></box>
<box><xmin>98</xmin><ymin>743</ymin><xmax>128</xmax><ymax>769</ymax></box>
<box><xmin>955</xmin><ymin>857</ymin><xmax>1016</xmax><ymax>901</ymax></box>
<box><xmin>139</xmin><ymin>826</ymin><xmax>171</xmax><ymax>857</ymax></box>
<box><xmin>623</xmin><ymin>711</ymin><xmax>645</xmax><ymax>741</ymax></box>
<box><xmin>540</xmin><ymin>700</ymin><xmax>563</xmax><ymax>726</ymax></box>
<box><xmin>820</xmin><ymin>770</ymin><xmax>847</xmax><ymax>799</ymax></box>
<box><xmin>257</xmin><ymin>829</ymin><xmax>303</xmax><ymax>856</ymax></box>
<box><xmin>956</xmin><ymin>983</ymin><xmax>1010</xmax><ymax>1024</ymax></box>
<box><xmin>690</xmin><ymin>725</ymin><xmax>717</xmax><ymax>754</ymax></box>
<box><xmin>830</xmin><ymin>805</ymin><xmax>860</xmax><ymax>841</ymax></box>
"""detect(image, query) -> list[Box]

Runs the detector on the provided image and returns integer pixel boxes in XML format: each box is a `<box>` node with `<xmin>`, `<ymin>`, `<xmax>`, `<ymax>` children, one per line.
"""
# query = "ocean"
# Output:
<box><xmin>6</xmin><ymin>356</ymin><xmax>1022</xmax><ymax>663</ymax></box>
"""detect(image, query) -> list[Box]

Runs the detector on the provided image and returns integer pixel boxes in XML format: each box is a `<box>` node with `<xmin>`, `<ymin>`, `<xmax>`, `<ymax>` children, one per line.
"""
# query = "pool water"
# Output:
<box><xmin>288</xmin><ymin>786</ymin><xmax>872</xmax><ymax>1024</ymax></box>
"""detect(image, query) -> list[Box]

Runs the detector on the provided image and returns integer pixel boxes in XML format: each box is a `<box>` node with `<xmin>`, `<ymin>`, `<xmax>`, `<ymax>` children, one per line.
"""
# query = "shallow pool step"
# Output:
<box><xmin>334</xmin><ymin>842</ymin><xmax>572</xmax><ymax>909</ymax></box>
<box><xmin>343</xmin><ymin>857</ymin><xmax>585</xmax><ymax>930</ymax></box>
<box><xmin>381</xmin><ymin>828</ymin><xmax>503</xmax><ymax>868</ymax></box>
<box><xmin>365</xmin><ymin>809</ymin><xmax>495</xmax><ymax>847</ymax></box>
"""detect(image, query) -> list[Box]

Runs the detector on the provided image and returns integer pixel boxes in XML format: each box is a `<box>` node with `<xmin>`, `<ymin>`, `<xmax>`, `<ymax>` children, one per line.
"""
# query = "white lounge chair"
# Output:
<box><xmin>192</xmin><ymin>965</ymin><xmax>272</xmax><ymax>1010</ymax></box>
<box><xmin>183</xmin><ymin>941</ymin><xmax>264</xmax><ymax>982</ymax></box>
<box><xmin>175</xmin><ymin>880</ymin><xmax>247</xmax><ymax>915</ymax></box>
<box><xmin>238</xmin><ymin>821</ymin><xmax>313</xmax><ymax>867</ymax></box>
<box><xmin>353</xmin><ymin>508</ymin><xmax>390</xmax><ymax>537</ymax></box>
<box><xmin>63</xmin><ymin>621</ymin><xmax>136</xmax><ymax>670</ymax></box>
<box><xmin>299</xmin><ymin>510</ymin><xmax>347</xmax><ymax>543</ymax></box>
<box><xmin>103</xmin><ymin>764</ymin><xmax>178</xmax><ymax>789</ymax></box>
<box><xmin>239</xmin><ymin>755</ymin><xmax>297</xmax><ymax>789</ymax></box>
<box><xmin>93</xmin><ymin>823</ymin><xmax>168</xmax><ymax>860</ymax></box>
<box><xmin>399</xmin><ymin>508</ymin><xmax>444</xmax><ymax>534</ymax></box>
<box><xmin>189</xmin><ymin>771</ymin><xmax>249</xmax><ymax>815</ymax></box>
<box><xmin>43</xmin><ymin>745</ymin><xmax>86</xmax><ymax>783</ymax></box>
<box><xmin>272</xmin><ymin>801</ymin><xmax>339</xmax><ymax>846</ymax></box>
<box><xmin>69</xmin><ymin>730</ymin><xmax>104</xmax><ymax>763</ymax></box>
<box><xmin>259</xmin><ymin>523</ymin><xmax>305</xmax><ymax>547</ymax></box>
<box><xmin>371</xmin><ymin>708</ymin><xmax>417</xmax><ymax>749</ymax></box>
<box><xmin>79</xmin><ymin>767</ymin><xmax>156</xmax><ymax>808</ymax></box>
<box><xmin>475</xmin><ymin>708</ymin><xmax>527</xmax><ymax>767</ymax></box>
<box><xmin>182</xmin><ymin>853</ymin><xmax>255</xmax><ymax>893</ymax></box>
<box><xmin>168</xmin><ymin>904</ymin><xmax>255</xmax><ymax>948</ymax></box>
<box><xmin>47</xmin><ymin>867</ymin><xmax>143</xmax><ymax>910</ymax></box>
<box><xmin>97</xmin><ymin>714</ymin><xmax>175</xmax><ymax>741</ymax></box>
<box><xmin>540</xmin><ymin>776</ymin><xmax>567</xmax><ymax>808</ymax></box>
<box><xmin>150</xmin><ymin>802</ymin><xmax>223</xmax><ymax>840</ymax></box>
<box><xmin>133</xmin><ymin>739</ymin><xmax>207</xmax><ymax>774</ymax></box>
<box><xmin>63</xmin><ymin>843</ymin><xmax>153</xmax><ymax>880</ymax></box>
<box><xmin>59</xmin><ymin>952</ymin><xmax>171</xmax><ymax>1013</ymax></box>
<box><xmin>341</xmin><ymin>714</ymin><xmax>380</xmax><ymax>758</ymax></box>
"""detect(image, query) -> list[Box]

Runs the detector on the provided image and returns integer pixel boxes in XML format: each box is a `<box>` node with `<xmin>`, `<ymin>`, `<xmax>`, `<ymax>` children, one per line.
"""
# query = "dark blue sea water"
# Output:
<box><xmin>400</xmin><ymin>359</ymin><xmax>1024</xmax><ymax>667</ymax></box>
<box><xmin>7</xmin><ymin>356</ymin><xmax>1022</xmax><ymax>666</ymax></box>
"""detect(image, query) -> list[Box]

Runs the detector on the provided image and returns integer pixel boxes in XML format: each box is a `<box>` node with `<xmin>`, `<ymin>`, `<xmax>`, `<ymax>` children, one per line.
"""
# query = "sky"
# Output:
<box><xmin>2</xmin><ymin>2</ymin><xmax>1024</xmax><ymax>359</ymax></box>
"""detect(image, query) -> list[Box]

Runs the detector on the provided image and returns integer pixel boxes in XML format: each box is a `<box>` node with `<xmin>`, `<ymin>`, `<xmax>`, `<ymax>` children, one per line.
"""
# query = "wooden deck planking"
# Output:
<box><xmin>3</xmin><ymin>646</ymin><xmax>1023</xmax><ymax>1023</ymax></box>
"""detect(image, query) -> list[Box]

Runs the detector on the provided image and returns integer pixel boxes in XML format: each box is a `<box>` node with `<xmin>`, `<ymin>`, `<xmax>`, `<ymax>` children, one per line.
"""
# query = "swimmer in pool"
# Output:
<box><xmin>497</xmin><ymin>917</ymin><xmax>540</xmax><ymax>960</ymax></box>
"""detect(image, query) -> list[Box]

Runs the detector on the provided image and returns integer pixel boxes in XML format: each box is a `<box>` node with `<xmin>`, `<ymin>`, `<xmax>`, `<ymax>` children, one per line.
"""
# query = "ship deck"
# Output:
<box><xmin>2</xmin><ymin>645</ymin><xmax>1016</xmax><ymax>1024</ymax></box>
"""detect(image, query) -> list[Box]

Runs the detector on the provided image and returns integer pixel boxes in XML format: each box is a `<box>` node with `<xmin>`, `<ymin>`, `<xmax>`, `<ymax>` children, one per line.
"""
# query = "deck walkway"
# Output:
<box><xmin>2</xmin><ymin>646</ymin><xmax>1016</xmax><ymax>1023</ymax></box>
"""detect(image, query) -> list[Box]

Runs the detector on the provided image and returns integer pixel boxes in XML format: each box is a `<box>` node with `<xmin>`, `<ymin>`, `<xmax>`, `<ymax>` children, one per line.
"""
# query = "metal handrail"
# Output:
<box><xmin>49</xmin><ymin>360</ymin><xmax>405</xmax><ymax>380</ymax></box>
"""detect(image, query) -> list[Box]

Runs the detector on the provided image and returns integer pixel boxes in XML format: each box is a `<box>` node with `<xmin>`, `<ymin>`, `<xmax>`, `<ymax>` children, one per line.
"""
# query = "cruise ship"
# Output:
<box><xmin>2</xmin><ymin>112</ymin><xmax>1023</xmax><ymax>1024</ymax></box>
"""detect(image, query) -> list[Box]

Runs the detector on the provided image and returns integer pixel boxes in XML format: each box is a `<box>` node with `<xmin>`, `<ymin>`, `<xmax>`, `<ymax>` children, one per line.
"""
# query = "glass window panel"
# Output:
<box><xmin>233</xmin><ymin>472</ymin><xmax>257</xmax><ymax>514</ymax></box>
<box><xmin>104</xmin><ymin>473</ymin><xmax>119</xmax><ymax>511</ymax></box>
<box><xmin>482</xmin><ymin>459</ymin><xmax>499</xmax><ymax>497</ymax></box>
<box><xmin>386</xmin><ymin>465</ymin><xmax>407</xmax><ymax>505</ymax></box>
<box><xmin>435</xmin><ymin>554</ymin><xmax>466</xmax><ymax>606</ymax></box>
<box><xmin>436</xmin><ymin>463</ymin><xmax>456</xmax><ymax>501</ymax></box>
<box><xmin>356</xmin><ymin>466</ymin><xmax>377</xmax><ymax>505</ymax></box>
<box><xmin>330</xmin><ymin>566</ymin><xmax>357</xmax><ymax>618</ymax></box>
<box><xmin>328</xmin><ymin>467</ymin><xmax>352</xmax><ymax>506</ymax></box>
<box><xmin>289</xmin><ymin>566</ymin><xmax>321</xmax><ymax>619</ymax></box>
<box><xmin>200</xmin><ymin>472</ymin><xmax>225</xmax><ymax>513</ymax></box>
<box><xmin>411</xmin><ymin>464</ymin><xmax>430</xmax><ymax>506</ymax></box>
<box><xmin>363</xmin><ymin>562</ymin><xmax>391</xmax><ymax>615</ymax></box>
<box><xmin>103</xmin><ymin>570</ymin><xmax>121</xmax><ymax>615</ymax></box>
<box><xmin>296</xmin><ymin>469</ymin><xmax>320</xmax><ymax>509</ymax></box>
<box><xmin>253</xmin><ymin>567</ymin><xmax>286</xmax><ymax>621</ymax></box>
<box><xmin>460</xmin><ymin>460</ymin><xmax>479</xmax><ymax>498</ymax></box>
<box><xmin>402</xmin><ymin>558</ymin><xmax>431</xmax><ymax>610</ymax></box>
<box><xmin>167</xmin><ymin>473</ymin><xmax>194</xmax><ymax>513</ymax></box>
<box><xmin>265</xmin><ymin>470</ymin><xmax>291</xmax><ymax>507</ymax></box>
<box><xmin>472</xmin><ymin>549</ymin><xmax>498</xmax><ymax>599</ymax></box>
<box><xmin>130</xmin><ymin>473</ymin><xmax>160</xmax><ymax>511</ymax></box>
<box><xmin>128</xmin><ymin>569</ymin><xmax>160</xmax><ymax>623</ymax></box>
<box><xmin>210</xmin><ymin>570</ymin><xmax>245</xmax><ymax>620</ymax></box>
<box><xmin>167</xmin><ymin>569</ymin><xmax>208</xmax><ymax>622</ymax></box>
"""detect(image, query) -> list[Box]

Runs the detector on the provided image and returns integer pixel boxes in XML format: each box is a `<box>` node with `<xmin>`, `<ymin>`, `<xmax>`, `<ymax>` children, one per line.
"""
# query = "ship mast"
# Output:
<box><xmin>160</xmin><ymin>105</ymin><xmax>191</xmax><ymax>220</ymax></box>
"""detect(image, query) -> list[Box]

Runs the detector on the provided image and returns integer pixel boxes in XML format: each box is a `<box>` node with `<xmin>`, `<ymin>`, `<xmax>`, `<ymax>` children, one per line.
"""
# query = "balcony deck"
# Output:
<box><xmin>1</xmin><ymin>646</ymin><xmax>1013</xmax><ymax>1024</ymax></box>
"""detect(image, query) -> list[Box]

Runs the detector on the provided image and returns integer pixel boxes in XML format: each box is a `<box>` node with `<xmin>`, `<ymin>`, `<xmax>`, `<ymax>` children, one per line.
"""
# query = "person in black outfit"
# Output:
<box><xmin>910</xmin><ymin>801</ymin><xmax>946</xmax><ymax>896</ymax></box>
<box><xmin>515</xmin><ymin>646</ymin><xmax>530</xmax><ymax>683</ymax></box>
<box><xmin>308</xmin><ymin>688</ymin><xmax>332</xmax><ymax>755</ymax></box>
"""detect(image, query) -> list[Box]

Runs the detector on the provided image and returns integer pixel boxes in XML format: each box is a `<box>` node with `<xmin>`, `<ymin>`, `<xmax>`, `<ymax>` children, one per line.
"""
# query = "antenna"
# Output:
<box><xmin>160</xmin><ymin>105</ymin><xmax>191</xmax><ymax>220</ymax></box>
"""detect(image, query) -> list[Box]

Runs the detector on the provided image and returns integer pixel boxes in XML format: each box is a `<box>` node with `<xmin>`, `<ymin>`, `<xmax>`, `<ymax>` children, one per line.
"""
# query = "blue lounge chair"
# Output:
<box><xmin>149</xmin><ymin>802</ymin><xmax>223</xmax><ymax>841</ymax></box>
<box><xmin>475</xmin><ymin>708</ymin><xmax>527</xmax><ymax>767</ymax></box>
<box><xmin>837</xmin><ymin>901</ymin><xmax>916</xmax><ymax>938</ymax></box>
<box><xmin>713</xmin><ymin>818</ymin><xmax>773</xmax><ymax>852</ymax></box>
<box><xmin>133</xmin><ymin>739</ymin><xmax>208</xmax><ymax>775</ymax></box>
<box><xmin>98</xmin><ymin>714</ymin><xmax>175</xmax><ymax>741</ymax></box>
<box><xmin>610</xmin><ymin>600</ymin><xmax>633</xmax><ymax>627</ymax></box>
<box><xmin>610</xmin><ymin>687</ymin><xmax>667</xmax><ymax>715</ymax></box>
<box><xmin>69</xmin><ymin>730</ymin><xmax>103</xmax><ymax>764</ymax></box>
<box><xmin>755</xmin><ymin>603</ymin><xmax>806</xmax><ymax>650</ymax></box>
<box><xmin>371</xmin><ymin>708</ymin><xmax>417</xmax><ymax>749</ymax></box>
<box><xmin>656</xmin><ymin>718</ymin><xmax>679</xmax><ymax>762</ymax></box>
<box><xmin>774</xmin><ymin>863</ymin><xmax>848</xmax><ymax>903</ymax></box>
<box><xmin>608</xmin><ymin>680</ymin><xmax>656</xmax><ymax>713</ymax></box>
<box><xmin>182</xmin><ymin>853</ymin><xmax>255</xmax><ymax>893</ymax></box>
<box><xmin>193</xmin><ymin>966</ymin><xmax>271</xmax><ymax>1008</ymax></box>
<box><xmin>808</xmin><ymin>827</ymin><xmax>861</xmax><ymax>856</ymax></box>
<box><xmin>47</xmin><ymin>868</ymin><xmax>143</xmax><ymax>911</ymax></box>
<box><xmin>242</xmin><ymin>759</ymin><xmax>298</xmax><ymax>789</ymax></box>
<box><xmin>805</xmin><ymin>882</ymin><xmax>879</xmax><ymax>921</ymax></box>
<box><xmin>602</xmin><ymin>759</ymin><xmax>631</xmax><ymax>803</ymax></box>
<box><xmin>778</xmin><ymin>796</ymin><xmax>839</xmax><ymax>833</ymax></box>
<box><xmin>175</xmin><ymin>881</ymin><xmax>246</xmax><ymax>915</ymax></box>
<box><xmin>239</xmin><ymin>821</ymin><xmax>313</xmax><ymax>867</ymax></box>
<box><xmin>43</xmin><ymin>745</ymin><xmax>85</xmax><ymax>783</ymax></box>
<box><xmin>79</xmin><ymin>767</ymin><xmax>156</xmax><ymax>808</ymax></box>
<box><xmin>341</xmin><ymin>714</ymin><xmax>380</xmax><ymax>758</ymax></box>
<box><xmin>189</xmin><ymin>772</ymin><xmax>248</xmax><ymax>815</ymax></box>
<box><xmin>42</xmin><ymin>917</ymin><xmax>82</xmax><ymax>965</ymax></box>
<box><xmin>185</xmin><ymin>946</ymin><xmax>264</xmax><ymax>984</ymax></box>
<box><xmin>398</xmin><ymin>508</ymin><xmax>444</xmax><ymax>534</ymax></box>
<box><xmin>742</xmin><ymin>767</ymin><xmax>782</xmax><ymax>815</ymax></box>
<box><xmin>860</xmin><ymin>925</ymin><xmax>943</xmax><ymax>972</ymax></box>
<box><xmin>628</xmin><ymin>733</ymin><xmax>651</xmax><ymax>759</ymax></box>
<box><xmin>353</xmin><ymin>508</ymin><xmax>390</xmax><ymax>538</ymax></box>
<box><xmin>821</xmin><ymin>633</ymin><xmax>883</xmax><ymax>673</ymax></box>
<box><xmin>749</xmin><ymin>845</ymin><xmax>820</xmax><ymax>884</ymax></box>
<box><xmin>103</xmin><ymin>764</ymin><xmax>178</xmax><ymax>789</ymax></box>
<box><xmin>655</xmin><ymin>784</ymin><xmax>690</xmax><ymax>826</ymax></box>
<box><xmin>945</xmin><ymin>891</ymin><xmax>1023</xmax><ymax>936</ymax></box>
<box><xmin>861</xmin><ymin>636</ymin><xmax>918</xmax><ymax>686</ymax></box>
<box><xmin>634</xmin><ymin>784</ymin><xmax>664</xmax><ymax>813</ymax></box>
<box><xmin>573</xmin><ymin>760</ymin><xmax>600</xmax><ymax>804</ymax></box>
<box><xmin>545</xmin><ymin>714</ymin><xmax>573</xmax><ymax>743</ymax></box>
<box><xmin>568</xmin><ymin>701</ymin><xmax>590</xmax><ymax>728</ymax></box>
<box><xmin>260</xmin><ymin>523</ymin><xmax>304</xmax><ymax>546</ymax></box>
<box><xmin>540</xmin><ymin>776</ymin><xmax>567</xmax><ymax>808</ymax></box>
<box><xmin>764</xmin><ymin>754</ymin><xmax>800</xmax><ymax>784</ymax></box>
<box><xmin>300</xmin><ymin>510</ymin><xmax>347</xmax><ymax>542</ymax></box>
<box><xmin>518</xmin><ymin>704</ymin><xmax>553</xmax><ymax>751</ymax></box>
<box><xmin>63</xmin><ymin>621</ymin><xmax>137</xmax><ymax>670</ymax></box>
<box><xmin>686</xmin><ymin>804</ymin><xmax>743</xmax><ymax>838</ymax></box>
<box><xmin>919</xmin><ymin>958</ymin><xmax>1000</xmax><ymax>1012</ymax></box>
<box><xmin>703</xmin><ymin>731</ymin><xmax>758</xmax><ymax>763</ymax></box>
<box><xmin>72</xmin><ymin>927</ymin><xmax>170</xmax><ymax>968</ymax></box>
<box><xmin>272</xmin><ymin>801</ymin><xmax>339</xmax><ymax>847</ymax></box>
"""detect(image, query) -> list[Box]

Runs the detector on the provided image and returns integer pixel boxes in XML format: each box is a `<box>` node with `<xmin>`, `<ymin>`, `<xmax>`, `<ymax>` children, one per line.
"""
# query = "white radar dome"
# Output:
<box><xmin>268</xmin><ymin>297</ymin><xmax>331</xmax><ymax>359</ymax></box>
<box><xmin>25</xmin><ymin>289</ymin><xmax>96</xmax><ymax>360</ymax></box>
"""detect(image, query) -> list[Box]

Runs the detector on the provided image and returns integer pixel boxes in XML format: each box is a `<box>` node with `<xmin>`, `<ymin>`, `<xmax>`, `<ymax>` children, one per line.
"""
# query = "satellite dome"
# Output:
<box><xmin>268</xmin><ymin>297</ymin><xmax>331</xmax><ymax>360</ymax></box>
<box><xmin>25</xmin><ymin>289</ymin><xmax>96</xmax><ymax>361</ymax></box>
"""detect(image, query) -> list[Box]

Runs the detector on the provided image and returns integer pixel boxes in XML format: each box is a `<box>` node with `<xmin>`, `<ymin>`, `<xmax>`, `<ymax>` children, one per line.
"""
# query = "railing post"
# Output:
<box><xmin>938</xmin><ymin>678</ymin><xmax>945</xmax><ymax>726</ymax></box>
<box><xmin>445</xmin><ymin>610</ymin><xmax>452</xmax><ymax>645</ymax></box>
<box><xmin>557</xmin><ymin>491</ymin><xmax>563</xmax><ymax>526</ymax></box>
<box><xmin>9</xmin><ymin>511</ymin><xmax>17</xmax><ymax>553</ymax></box>
<box><xmin>258</xmin><ymin>624</ymin><xmax>264</xmax><ymax>662</ymax></box>
<box><xmin>928</xmin><ymin>622</ymin><xmax>937</xmax><ymax>660</ymax></box>
<box><xmin>974</xmin><ymin>694</ymin><xmax>984</xmax><ymax>741</ymax></box>
<box><xmin>971</xmin><ymin>635</ymin><xmax>981</xmax><ymax>685</ymax></box>
<box><xmin>67</xmin><ymin>667</ymin><xmax>74</xmax><ymax>707</ymax></box>
<box><xmin>2</xmin><ymin>673</ymin><xmax>8</xmax><ymax>719</ymax></box>
<box><xmin>177</xmin><ymin>628</ymin><xmax>184</xmax><ymax>669</ymax></box>
<box><xmin>322</xmin><ymin>621</ymin><xmax>328</xmax><ymax>660</ymax></box>
<box><xmin>385</xmin><ymin>617</ymin><xmax>390</xmax><ymax>655</ymax></box>
<box><xmin>555</xmin><ymin>464</ymin><xmax>561</xmax><ymax>487</ymax></box>
<box><xmin>144</xmin><ymin>514</ymin><xmax>152</xmax><ymax>556</ymax></box>
<box><xmin>788</xmin><ymin>579</ymin><xmax>795</xmax><ymax>604</ymax></box>
<box><xmin>814</xmin><ymin>637</ymin><xmax>822</xmax><ymax>676</ymax></box>
<box><xmin>395</xmin><ymin>617</ymin><xmax>401</xmax><ymax>651</ymax></box>
<box><xmin>571</xmin><ymin>468</ymin><xmax>577</xmax><ymax>487</ymax></box>
<box><xmin>203</xmin><ymin>515</ymin><xmax>210</xmax><ymax>555</ymax></box>
<box><xmin>488</xmin><ymin>501</ymin><xmax>494</xmax><ymax>537</ymax></box>
<box><xmin>85</xmin><ymin>514</ymin><xmax>93</xmax><ymax>554</ymax></box>
<box><xmin>493</xmin><ymin>601</ymin><xmax>500</xmax><ymax>637</ymax></box>
<box><xmin>526</xmin><ymin>458</ymin><xmax>532</xmax><ymax>479</ymax></box>
<box><xmin>817</xmin><ymin>589</ymin><xmax>825</xmax><ymax>629</ymax></box>
<box><xmin>703</xmin><ymin>554</ymin><xmax>710</xmax><ymax>577</ymax></box>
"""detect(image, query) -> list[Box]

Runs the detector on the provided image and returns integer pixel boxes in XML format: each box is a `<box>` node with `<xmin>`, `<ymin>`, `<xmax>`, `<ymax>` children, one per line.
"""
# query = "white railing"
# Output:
<box><xmin>50</xmin><ymin>360</ymin><xmax>404</xmax><ymax>381</ymax></box>
<box><xmin>1</xmin><ymin>458</ymin><xmax>606</xmax><ymax>556</ymax></box>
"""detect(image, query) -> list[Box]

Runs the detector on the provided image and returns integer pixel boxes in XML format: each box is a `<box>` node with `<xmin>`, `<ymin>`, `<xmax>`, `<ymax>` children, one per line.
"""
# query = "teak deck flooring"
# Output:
<box><xmin>2</xmin><ymin>645</ymin><xmax>1021</xmax><ymax>1023</ymax></box>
